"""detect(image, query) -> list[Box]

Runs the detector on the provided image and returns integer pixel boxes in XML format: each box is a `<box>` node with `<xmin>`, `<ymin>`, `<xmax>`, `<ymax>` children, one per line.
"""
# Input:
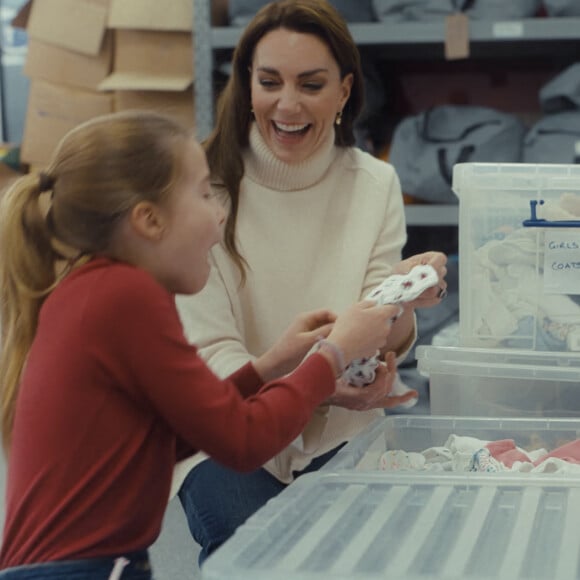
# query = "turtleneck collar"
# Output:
<box><xmin>243</xmin><ymin>123</ymin><xmax>339</xmax><ymax>192</ymax></box>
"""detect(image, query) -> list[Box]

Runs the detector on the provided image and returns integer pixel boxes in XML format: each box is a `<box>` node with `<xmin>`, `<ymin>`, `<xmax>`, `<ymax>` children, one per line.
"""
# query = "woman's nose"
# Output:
<box><xmin>277</xmin><ymin>88</ymin><xmax>300</xmax><ymax>113</ymax></box>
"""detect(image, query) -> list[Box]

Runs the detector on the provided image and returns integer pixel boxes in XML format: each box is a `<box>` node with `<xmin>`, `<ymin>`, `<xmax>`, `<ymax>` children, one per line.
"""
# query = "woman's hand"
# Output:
<box><xmin>254</xmin><ymin>309</ymin><xmax>336</xmax><ymax>381</ymax></box>
<box><xmin>392</xmin><ymin>251</ymin><xmax>448</xmax><ymax>310</ymax></box>
<box><xmin>326</xmin><ymin>352</ymin><xmax>418</xmax><ymax>410</ymax></box>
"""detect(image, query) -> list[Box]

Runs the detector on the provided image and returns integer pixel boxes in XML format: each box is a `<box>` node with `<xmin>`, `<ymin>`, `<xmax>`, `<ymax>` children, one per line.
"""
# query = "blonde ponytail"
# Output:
<box><xmin>0</xmin><ymin>174</ymin><xmax>60</xmax><ymax>451</ymax></box>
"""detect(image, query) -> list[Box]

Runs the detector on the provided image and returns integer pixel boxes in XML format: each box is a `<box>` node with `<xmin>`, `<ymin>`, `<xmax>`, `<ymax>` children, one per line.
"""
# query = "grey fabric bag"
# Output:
<box><xmin>543</xmin><ymin>0</ymin><xmax>580</xmax><ymax>16</ymax></box>
<box><xmin>523</xmin><ymin>112</ymin><xmax>580</xmax><ymax>164</ymax></box>
<box><xmin>539</xmin><ymin>63</ymin><xmax>580</xmax><ymax>114</ymax></box>
<box><xmin>389</xmin><ymin>105</ymin><xmax>526</xmax><ymax>203</ymax></box>
<box><xmin>373</xmin><ymin>0</ymin><xmax>540</xmax><ymax>21</ymax></box>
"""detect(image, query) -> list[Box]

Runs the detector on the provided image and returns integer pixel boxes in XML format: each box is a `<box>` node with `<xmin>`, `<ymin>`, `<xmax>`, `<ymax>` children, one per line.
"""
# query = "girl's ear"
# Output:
<box><xmin>129</xmin><ymin>201</ymin><xmax>166</xmax><ymax>241</ymax></box>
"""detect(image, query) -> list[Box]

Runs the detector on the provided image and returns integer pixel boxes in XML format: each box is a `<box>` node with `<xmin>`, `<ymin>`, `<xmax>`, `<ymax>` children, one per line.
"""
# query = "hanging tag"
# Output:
<box><xmin>445</xmin><ymin>12</ymin><xmax>470</xmax><ymax>60</ymax></box>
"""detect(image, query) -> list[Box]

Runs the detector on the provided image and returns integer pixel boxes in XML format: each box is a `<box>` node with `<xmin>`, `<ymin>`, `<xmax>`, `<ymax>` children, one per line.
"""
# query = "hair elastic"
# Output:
<box><xmin>38</xmin><ymin>172</ymin><xmax>54</xmax><ymax>193</ymax></box>
<box><xmin>315</xmin><ymin>338</ymin><xmax>346</xmax><ymax>377</ymax></box>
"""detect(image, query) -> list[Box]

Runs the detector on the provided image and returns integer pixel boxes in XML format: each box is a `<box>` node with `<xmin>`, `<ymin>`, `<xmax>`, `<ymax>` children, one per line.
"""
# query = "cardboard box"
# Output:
<box><xmin>99</xmin><ymin>30</ymin><xmax>193</xmax><ymax>92</ymax></box>
<box><xmin>114</xmin><ymin>91</ymin><xmax>195</xmax><ymax>129</ymax></box>
<box><xmin>24</xmin><ymin>33</ymin><xmax>113</xmax><ymax>91</ymax></box>
<box><xmin>26</xmin><ymin>0</ymin><xmax>109</xmax><ymax>56</ymax></box>
<box><xmin>21</xmin><ymin>80</ymin><xmax>113</xmax><ymax>166</ymax></box>
<box><xmin>11</xmin><ymin>0</ymin><xmax>32</xmax><ymax>29</ymax></box>
<box><xmin>108</xmin><ymin>0</ymin><xmax>192</xmax><ymax>32</ymax></box>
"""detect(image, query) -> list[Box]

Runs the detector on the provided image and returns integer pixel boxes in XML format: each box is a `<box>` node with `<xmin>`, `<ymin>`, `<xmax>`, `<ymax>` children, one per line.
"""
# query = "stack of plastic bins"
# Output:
<box><xmin>417</xmin><ymin>162</ymin><xmax>580</xmax><ymax>418</ymax></box>
<box><xmin>200</xmin><ymin>164</ymin><xmax>580</xmax><ymax>579</ymax></box>
<box><xmin>201</xmin><ymin>469</ymin><xmax>580</xmax><ymax>579</ymax></box>
<box><xmin>201</xmin><ymin>416</ymin><xmax>580</xmax><ymax>579</ymax></box>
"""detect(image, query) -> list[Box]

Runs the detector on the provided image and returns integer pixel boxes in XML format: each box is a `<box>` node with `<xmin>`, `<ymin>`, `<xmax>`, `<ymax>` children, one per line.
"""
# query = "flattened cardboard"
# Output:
<box><xmin>21</xmin><ymin>81</ymin><xmax>113</xmax><ymax>166</ymax></box>
<box><xmin>108</xmin><ymin>0</ymin><xmax>192</xmax><ymax>32</ymax></box>
<box><xmin>101</xmin><ymin>74</ymin><xmax>192</xmax><ymax>92</ymax></box>
<box><xmin>27</xmin><ymin>0</ymin><xmax>108</xmax><ymax>56</ymax></box>
<box><xmin>99</xmin><ymin>30</ymin><xmax>193</xmax><ymax>92</ymax></box>
<box><xmin>114</xmin><ymin>90</ymin><xmax>195</xmax><ymax>129</ymax></box>
<box><xmin>24</xmin><ymin>33</ymin><xmax>113</xmax><ymax>91</ymax></box>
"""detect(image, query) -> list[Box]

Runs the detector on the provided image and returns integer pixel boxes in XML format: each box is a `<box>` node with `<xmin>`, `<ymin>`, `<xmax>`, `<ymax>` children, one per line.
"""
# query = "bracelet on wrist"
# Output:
<box><xmin>315</xmin><ymin>339</ymin><xmax>346</xmax><ymax>377</ymax></box>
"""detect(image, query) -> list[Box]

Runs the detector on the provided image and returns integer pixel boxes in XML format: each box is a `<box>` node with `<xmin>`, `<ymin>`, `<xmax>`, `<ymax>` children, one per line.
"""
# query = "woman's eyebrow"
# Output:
<box><xmin>298</xmin><ymin>68</ymin><xmax>329</xmax><ymax>78</ymax></box>
<box><xmin>256</xmin><ymin>66</ymin><xmax>279</xmax><ymax>74</ymax></box>
<box><xmin>256</xmin><ymin>66</ymin><xmax>328</xmax><ymax>77</ymax></box>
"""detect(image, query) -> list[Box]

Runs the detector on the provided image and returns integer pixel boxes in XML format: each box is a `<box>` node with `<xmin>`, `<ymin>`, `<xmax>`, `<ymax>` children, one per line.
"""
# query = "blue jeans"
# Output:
<box><xmin>0</xmin><ymin>551</ymin><xmax>151</xmax><ymax>579</ymax></box>
<box><xmin>178</xmin><ymin>444</ymin><xmax>344</xmax><ymax>566</ymax></box>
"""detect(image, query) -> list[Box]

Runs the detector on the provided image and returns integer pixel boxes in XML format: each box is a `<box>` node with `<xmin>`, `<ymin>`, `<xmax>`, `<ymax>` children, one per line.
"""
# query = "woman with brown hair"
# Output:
<box><xmin>176</xmin><ymin>0</ymin><xmax>447</xmax><ymax>565</ymax></box>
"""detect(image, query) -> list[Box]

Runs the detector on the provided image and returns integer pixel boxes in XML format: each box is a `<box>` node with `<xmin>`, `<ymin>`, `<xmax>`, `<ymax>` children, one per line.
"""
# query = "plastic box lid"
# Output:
<box><xmin>415</xmin><ymin>346</ymin><xmax>580</xmax><ymax>418</ymax></box>
<box><xmin>322</xmin><ymin>414</ymin><xmax>580</xmax><ymax>472</ymax></box>
<box><xmin>201</xmin><ymin>471</ymin><xmax>580</xmax><ymax>579</ymax></box>
<box><xmin>416</xmin><ymin>345</ymin><xmax>580</xmax><ymax>381</ymax></box>
<box><xmin>453</xmin><ymin>162</ymin><xmax>580</xmax><ymax>201</ymax></box>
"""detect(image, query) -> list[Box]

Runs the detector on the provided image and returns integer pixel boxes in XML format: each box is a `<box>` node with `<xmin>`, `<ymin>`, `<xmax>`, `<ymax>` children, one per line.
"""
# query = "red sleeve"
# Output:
<box><xmin>227</xmin><ymin>361</ymin><xmax>264</xmax><ymax>398</ymax></box>
<box><xmin>89</xmin><ymin>267</ymin><xmax>335</xmax><ymax>472</ymax></box>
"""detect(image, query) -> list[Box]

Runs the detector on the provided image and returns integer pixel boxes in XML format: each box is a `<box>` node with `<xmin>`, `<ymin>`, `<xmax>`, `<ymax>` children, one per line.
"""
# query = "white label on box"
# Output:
<box><xmin>544</xmin><ymin>231</ymin><xmax>580</xmax><ymax>295</ymax></box>
<box><xmin>492</xmin><ymin>22</ymin><xmax>524</xmax><ymax>38</ymax></box>
<box><xmin>567</xmin><ymin>328</ymin><xmax>580</xmax><ymax>351</ymax></box>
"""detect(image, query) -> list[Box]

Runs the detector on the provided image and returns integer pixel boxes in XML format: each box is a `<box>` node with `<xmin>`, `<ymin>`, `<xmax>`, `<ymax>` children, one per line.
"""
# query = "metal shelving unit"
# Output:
<box><xmin>404</xmin><ymin>204</ymin><xmax>459</xmax><ymax>226</ymax></box>
<box><xmin>210</xmin><ymin>17</ymin><xmax>580</xmax><ymax>48</ymax></box>
<box><xmin>193</xmin><ymin>0</ymin><xmax>215</xmax><ymax>142</ymax></box>
<box><xmin>192</xmin><ymin>0</ymin><xmax>580</xmax><ymax>226</ymax></box>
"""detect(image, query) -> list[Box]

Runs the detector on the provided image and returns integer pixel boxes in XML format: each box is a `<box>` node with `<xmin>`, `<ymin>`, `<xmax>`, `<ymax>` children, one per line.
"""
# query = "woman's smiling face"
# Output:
<box><xmin>250</xmin><ymin>28</ymin><xmax>353</xmax><ymax>165</ymax></box>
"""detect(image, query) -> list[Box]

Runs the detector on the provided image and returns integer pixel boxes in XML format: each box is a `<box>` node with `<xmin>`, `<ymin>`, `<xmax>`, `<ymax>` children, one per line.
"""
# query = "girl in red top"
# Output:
<box><xmin>0</xmin><ymin>111</ymin><xmax>400</xmax><ymax>579</ymax></box>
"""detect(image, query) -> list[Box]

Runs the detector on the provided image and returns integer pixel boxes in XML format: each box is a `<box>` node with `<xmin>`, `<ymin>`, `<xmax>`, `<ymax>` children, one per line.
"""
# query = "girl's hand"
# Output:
<box><xmin>326</xmin><ymin>352</ymin><xmax>418</xmax><ymax>410</ymax></box>
<box><xmin>254</xmin><ymin>309</ymin><xmax>336</xmax><ymax>381</ymax></box>
<box><xmin>325</xmin><ymin>301</ymin><xmax>401</xmax><ymax>366</ymax></box>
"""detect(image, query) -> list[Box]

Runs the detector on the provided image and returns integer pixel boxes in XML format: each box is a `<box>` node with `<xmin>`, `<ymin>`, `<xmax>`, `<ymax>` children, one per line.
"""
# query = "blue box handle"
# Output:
<box><xmin>523</xmin><ymin>200</ymin><xmax>580</xmax><ymax>228</ymax></box>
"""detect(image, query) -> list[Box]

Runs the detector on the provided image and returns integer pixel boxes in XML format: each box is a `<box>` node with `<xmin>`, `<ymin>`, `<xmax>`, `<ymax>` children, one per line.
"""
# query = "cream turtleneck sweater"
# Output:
<box><xmin>173</xmin><ymin>125</ymin><xmax>410</xmax><ymax>490</ymax></box>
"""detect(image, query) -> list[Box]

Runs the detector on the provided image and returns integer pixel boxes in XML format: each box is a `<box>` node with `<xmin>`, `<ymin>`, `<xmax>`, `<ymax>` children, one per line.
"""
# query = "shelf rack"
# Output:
<box><xmin>192</xmin><ymin>0</ymin><xmax>580</xmax><ymax>226</ymax></box>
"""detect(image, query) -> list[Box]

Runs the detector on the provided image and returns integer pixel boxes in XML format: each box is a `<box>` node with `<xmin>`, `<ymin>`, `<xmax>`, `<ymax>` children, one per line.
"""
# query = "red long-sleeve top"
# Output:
<box><xmin>0</xmin><ymin>258</ymin><xmax>334</xmax><ymax>567</ymax></box>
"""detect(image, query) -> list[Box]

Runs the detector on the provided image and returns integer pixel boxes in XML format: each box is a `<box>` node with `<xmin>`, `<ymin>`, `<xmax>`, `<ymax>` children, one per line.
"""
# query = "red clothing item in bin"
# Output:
<box><xmin>485</xmin><ymin>439</ymin><xmax>531</xmax><ymax>468</ymax></box>
<box><xmin>0</xmin><ymin>258</ymin><xmax>335</xmax><ymax>569</ymax></box>
<box><xmin>486</xmin><ymin>438</ymin><xmax>580</xmax><ymax>469</ymax></box>
<box><xmin>533</xmin><ymin>439</ymin><xmax>580</xmax><ymax>466</ymax></box>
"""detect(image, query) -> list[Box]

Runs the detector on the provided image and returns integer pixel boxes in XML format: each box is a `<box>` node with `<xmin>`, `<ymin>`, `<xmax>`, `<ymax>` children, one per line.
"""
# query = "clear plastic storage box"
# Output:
<box><xmin>416</xmin><ymin>345</ymin><xmax>580</xmax><ymax>418</ymax></box>
<box><xmin>322</xmin><ymin>415</ymin><xmax>580</xmax><ymax>472</ymax></box>
<box><xmin>453</xmin><ymin>162</ymin><xmax>580</xmax><ymax>352</ymax></box>
<box><xmin>202</xmin><ymin>471</ymin><xmax>580</xmax><ymax>579</ymax></box>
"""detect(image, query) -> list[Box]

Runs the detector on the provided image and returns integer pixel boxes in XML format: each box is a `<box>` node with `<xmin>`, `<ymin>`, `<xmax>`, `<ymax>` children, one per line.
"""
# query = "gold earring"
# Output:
<box><xmin>335</xmin><ymin>110</ymin><xmax>343</xmax><ymax>126</ymax></box>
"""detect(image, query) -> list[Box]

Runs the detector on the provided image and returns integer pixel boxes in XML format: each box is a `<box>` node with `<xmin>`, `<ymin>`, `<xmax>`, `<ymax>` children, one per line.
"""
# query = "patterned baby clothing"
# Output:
<box><xmin>342</xmin><ymin>265</ymin><xmax>440</xmax><ymax>396</ymax></box>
